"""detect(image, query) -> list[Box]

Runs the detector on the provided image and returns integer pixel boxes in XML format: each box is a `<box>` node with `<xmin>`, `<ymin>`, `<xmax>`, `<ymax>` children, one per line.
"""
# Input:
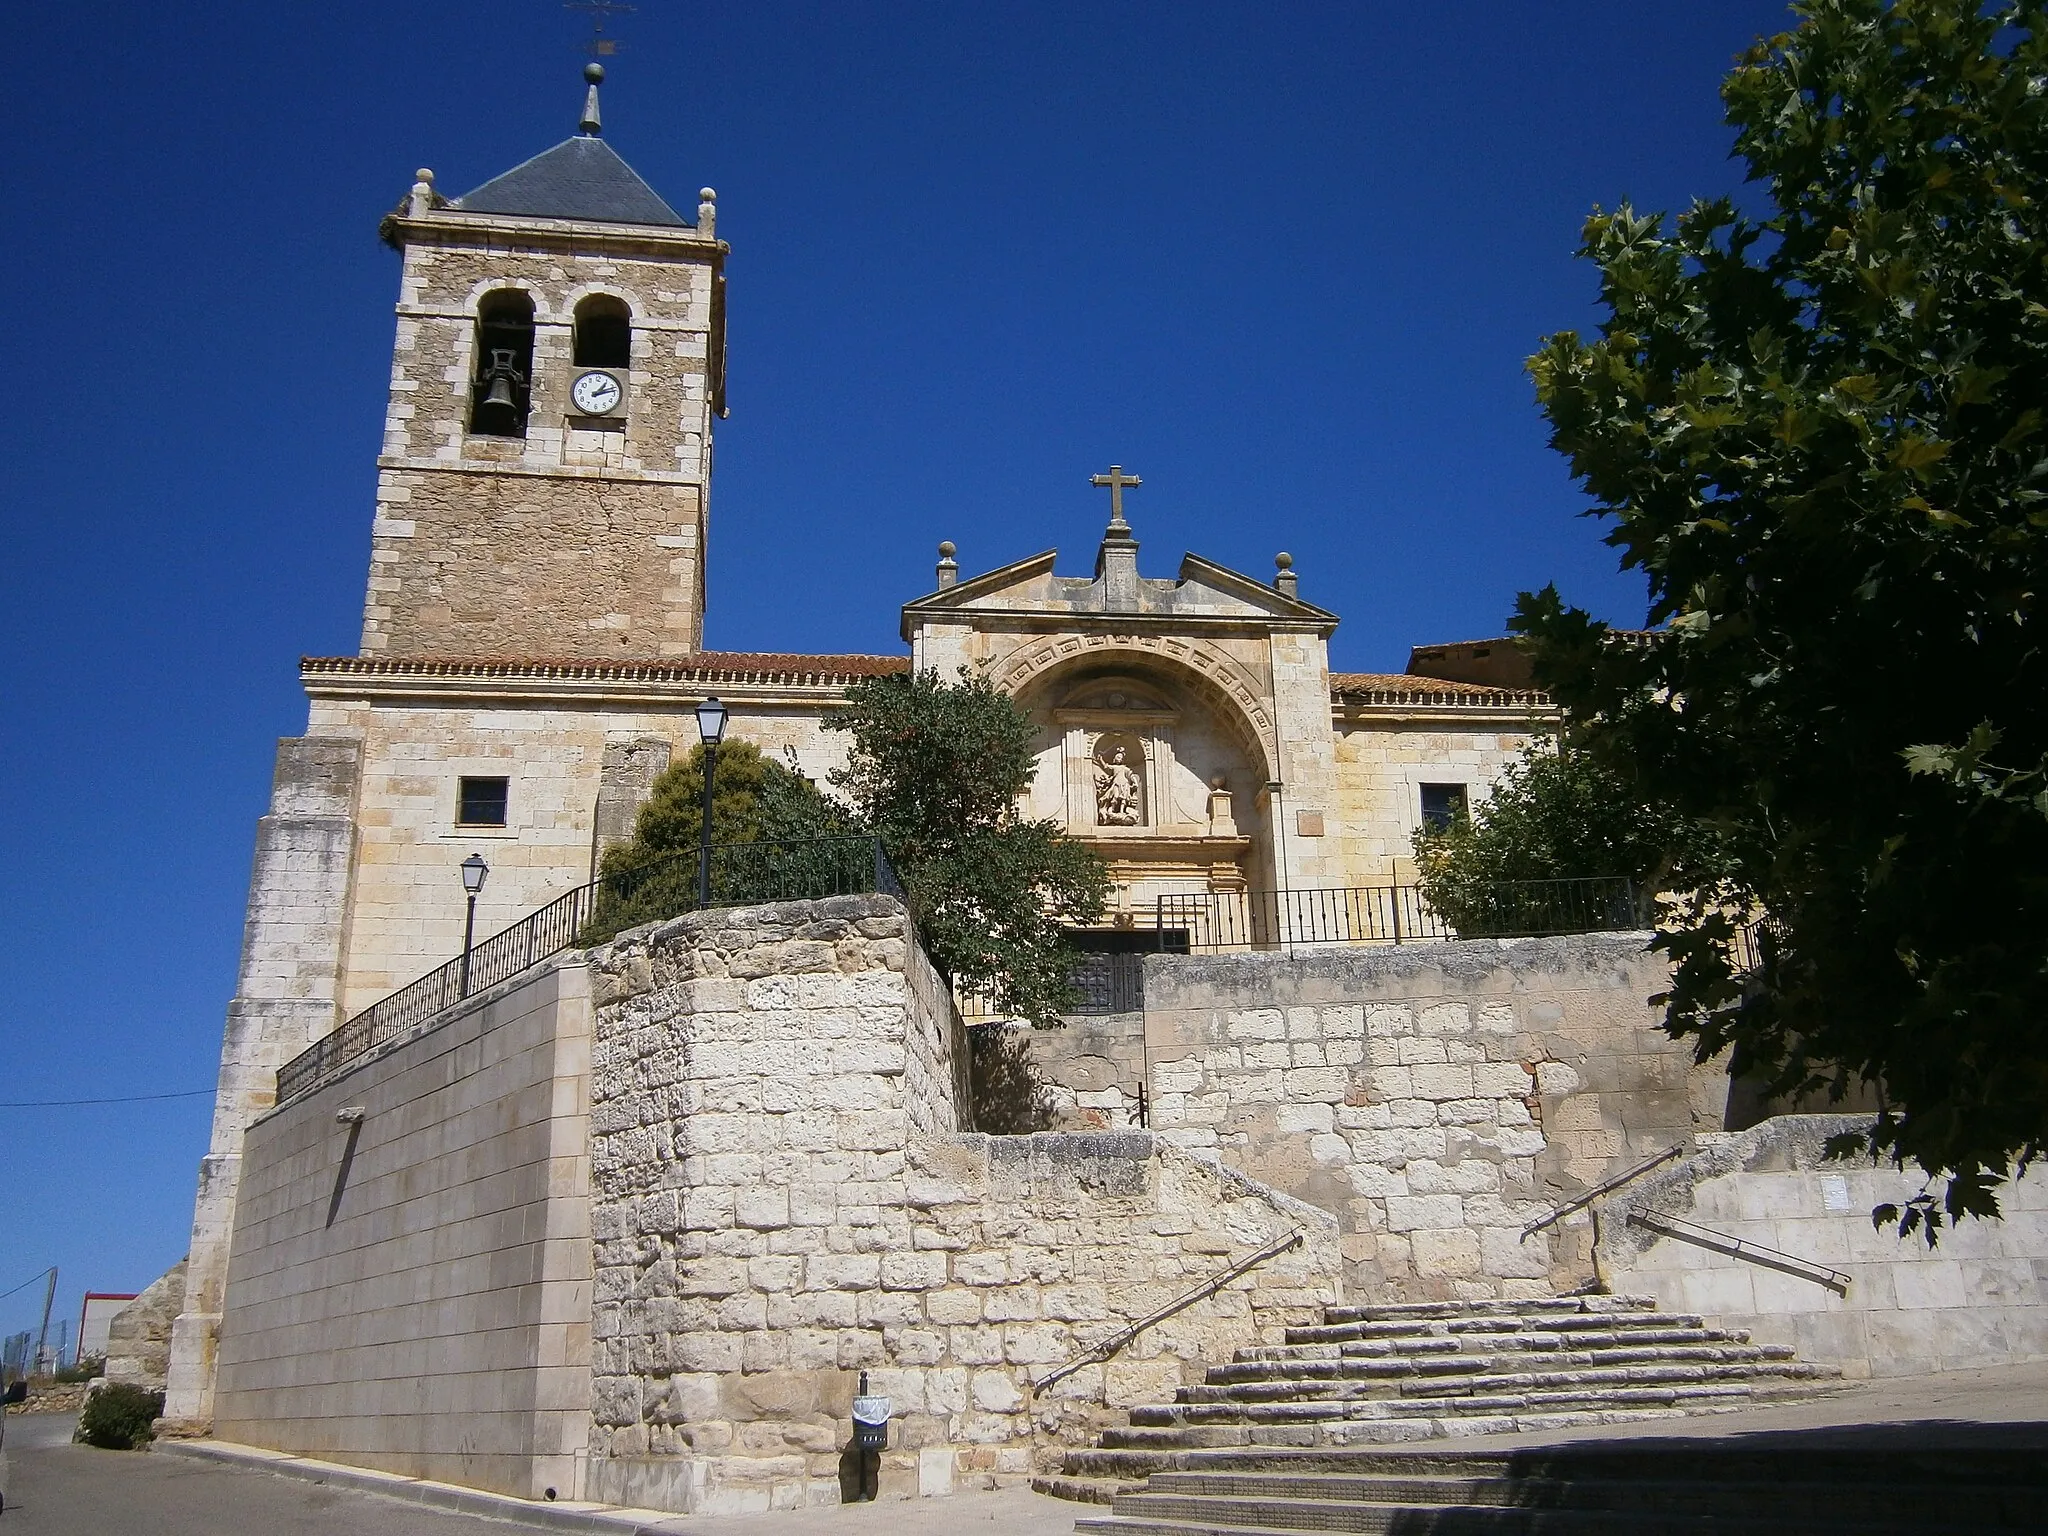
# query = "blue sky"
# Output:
<box><xmin>0</xmin><ymin>0</ymin><xmax>1797</xmax><ymax>1341</ymax></box>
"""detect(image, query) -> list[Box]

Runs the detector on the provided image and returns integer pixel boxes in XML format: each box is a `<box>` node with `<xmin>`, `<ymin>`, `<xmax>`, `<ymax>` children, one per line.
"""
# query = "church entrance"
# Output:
<box><xmin>1064</xmin><ymin>926</ymin><xmax>1188</xmax><ymax>1015</ymax></box>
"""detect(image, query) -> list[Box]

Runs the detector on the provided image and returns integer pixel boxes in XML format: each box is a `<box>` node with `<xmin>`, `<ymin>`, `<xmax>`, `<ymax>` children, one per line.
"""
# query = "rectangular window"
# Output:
<box><xmin>1419</xmin><ymin>782</ymin><xmax>1469</xmax><ymax>832</ymax></box>
<box><xmin>457</xmin><ymin>776</ymin><xmax>509</xmax><ymax>827</ymax></box>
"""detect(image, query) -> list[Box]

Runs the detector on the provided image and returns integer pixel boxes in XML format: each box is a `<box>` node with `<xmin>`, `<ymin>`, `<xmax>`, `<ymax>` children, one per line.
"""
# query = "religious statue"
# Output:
<box><xmin>1094</xmin><ymin>744</ymin><xmax>1143</xmax><ymax>826</ymax></box>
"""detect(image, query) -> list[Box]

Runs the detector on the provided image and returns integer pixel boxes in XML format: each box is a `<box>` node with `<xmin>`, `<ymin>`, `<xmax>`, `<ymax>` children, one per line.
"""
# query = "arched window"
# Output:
<box><xmin>469</xmin><ymin>290</ymin><xmax>535</xmax><ymax>437</ymax></box>
<box><xmin>573</xmin><ymin>294</ymin><xmax>632</xmax><ymax>369</ymax></box>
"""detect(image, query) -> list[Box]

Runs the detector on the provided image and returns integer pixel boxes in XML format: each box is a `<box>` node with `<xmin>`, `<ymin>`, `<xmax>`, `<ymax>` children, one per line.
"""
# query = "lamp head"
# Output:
<box><xmin>461</xmin><ymin>853</ymin><xmax>490</xmax><ymax>895</ymax></box>
<box><xmin>695</xmin><ymin>695</ymin><xmax>729</xmax><ymax>746</ymax></box>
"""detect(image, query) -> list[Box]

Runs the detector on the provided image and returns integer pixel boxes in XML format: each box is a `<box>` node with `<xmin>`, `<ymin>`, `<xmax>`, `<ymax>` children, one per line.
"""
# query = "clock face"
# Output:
<box><xmin>571</xmin><ymin>370</ymin><xmax>623</xmax><ymax>415</ymax></box>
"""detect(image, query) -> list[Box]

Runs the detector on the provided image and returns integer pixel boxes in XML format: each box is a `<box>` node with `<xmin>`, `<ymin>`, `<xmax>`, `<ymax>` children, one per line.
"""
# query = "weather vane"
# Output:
<box><xmin>566</xmin><ymin>0</ymin><xmax>635</xmax><ymax>57</ymax></box>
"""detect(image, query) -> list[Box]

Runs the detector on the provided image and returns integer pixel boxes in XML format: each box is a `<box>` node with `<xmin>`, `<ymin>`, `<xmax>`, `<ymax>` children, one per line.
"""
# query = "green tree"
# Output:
<box><xmin>1517</xmin><ymin>0</ymin><xmax>2048</xmax><ymax>1233</ymax></box>
<box><xmin>1411</xmin><ymin>736</ymin><xmax>1700</xmax><ymax>933</ymax></box>
<box><xmin>580</xmin><ymin>740</ymin><xmax>859</xmax><ymax>943</ymax></box>
<box><xmin>826</xmin><ymin>668</ymin><xmax>1111</xmax><ymax>1025</ymax></box>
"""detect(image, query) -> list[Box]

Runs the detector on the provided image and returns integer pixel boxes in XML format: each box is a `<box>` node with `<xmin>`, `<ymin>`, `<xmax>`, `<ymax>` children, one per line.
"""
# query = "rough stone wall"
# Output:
<box><xmin>995</xmin><ymin>934</ymin><xmax>1725</xmax><ymax>1303</ymax></box>
<box><xmin>583</xmin><ymin>897</ymin><xmax>1338</xmax><ymax>1515</ymax></box>
<box><xmin>164</xmin><ymin>735</ymin><xmax>363</xmax><ymax>1431</ymax></box>
<box><xmin>103</xmin><ymin>1259</ymin><xmax>186</xmax><ymax>1391</ymax></box>
<box><xmin>211</xmin><ymin>961</ymin><xmax>593</xmax><ymax>1500</ymax></box>
<box><xmin>1600</xmin><ymin>1115</ymin><xmax>2048</xmax><ymax>1379</ymax></box>
<box><xmin>366</xmin><ymin>225</ymin><xmax>720</xmax><ymax>659</ymax></box>
<box><xmin>366</xmin><ymin>471</ymin><xmax>705</xmax><ymax>659</ymax></box>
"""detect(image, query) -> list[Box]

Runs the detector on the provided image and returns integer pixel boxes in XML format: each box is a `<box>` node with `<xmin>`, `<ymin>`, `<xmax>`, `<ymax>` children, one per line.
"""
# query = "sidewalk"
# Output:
<box><xmin>158</xmin><ymin>1440</ymin><xmax>1080</xmax><ymax>1535</ymax></box>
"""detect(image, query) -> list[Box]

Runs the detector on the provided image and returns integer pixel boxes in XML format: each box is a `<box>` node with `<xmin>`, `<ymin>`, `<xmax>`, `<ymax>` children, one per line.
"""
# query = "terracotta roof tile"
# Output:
<box><xmin>1330</xmin><ymin>671</ymin><xmax>1552</xmax><ymax>708</ymax></box>
<box><xmin>303</xmin><ymin>652</ymin><xmax>910</xmax><ymax>685</ymax></box>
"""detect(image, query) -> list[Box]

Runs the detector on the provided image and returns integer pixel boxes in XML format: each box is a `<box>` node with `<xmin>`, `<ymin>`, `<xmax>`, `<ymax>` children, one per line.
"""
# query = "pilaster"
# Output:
<box><xmin>162</xmin><ymin>735</ymin><xmax>363</xmax><ymax>1432</ymax></box>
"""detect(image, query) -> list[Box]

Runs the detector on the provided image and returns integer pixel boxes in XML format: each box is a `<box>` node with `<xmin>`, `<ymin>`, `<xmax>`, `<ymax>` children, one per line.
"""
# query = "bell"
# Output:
<box><xmin>482</xmin><ymin>372</ymin><xmax>516</xmax><ymax>411</ymax></box>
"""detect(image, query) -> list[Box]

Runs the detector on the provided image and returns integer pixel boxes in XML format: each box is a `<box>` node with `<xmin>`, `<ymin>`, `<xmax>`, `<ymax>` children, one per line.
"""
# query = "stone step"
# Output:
<box><xmin>1027</xmin><ymin>1473</ymin><xmax>1138</xmax><ymax>1505</ymax></box>
<box><xmin>1286</xmin><ymin>1311</ymin><xmax>1713</xmax><ymax>1345</ymax></box>
<box><xmin>1144</xmin><ymin>1470</ymin><xmax>2009</xmax><ymax>1524</ymax></box>
<box><xmin>1101</xmin><ymin>1426</ymin><xmax>1257</xmax><ymax>1451</ymax></box>
<box><xmin>1080</xmin><ymin>1491</ymin><xmax>1993</xmax><ymax>1535</ymax></box>
<box><xmin>1211</xmin><ymin>1342</ymin><xmax>1796</xmax><ymax>1385</ymax></box>
<box><xmin>1152</xmin><ymin>1443</ymin><xmax>2048</xmax><ymax>1486</ymax></box>
<box><xmin>1059</xmin><ymin>1449</ymin><xmax>1213</xmax><ymax>1483</ymax></box>
<box><xmin>1238</xmin><ymin>1325</ymin><xmax>1750</xmax><ymax>1362</ymax></box>
<box><xmin>1319</xmin><ymin>1296</ymin><xmax>1658</xmax><ymax>1324</ymax></box>
<box><xmin>1131</xmin><ymin>1377</ymin><xmax>1845</xmax><ymax>1426</ymax></box>
<box><xmin>1180</xmin><ymin>1358</ymin><xmax>1836</xmax><ymax>1406</ymax></box>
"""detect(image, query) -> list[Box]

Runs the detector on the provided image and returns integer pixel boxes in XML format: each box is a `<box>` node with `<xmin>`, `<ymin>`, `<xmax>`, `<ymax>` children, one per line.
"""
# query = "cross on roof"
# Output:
<box><xmin>1090</xmin><ymin>464</ymin><xmax>1142</xmax><ymax>530</ymax></box>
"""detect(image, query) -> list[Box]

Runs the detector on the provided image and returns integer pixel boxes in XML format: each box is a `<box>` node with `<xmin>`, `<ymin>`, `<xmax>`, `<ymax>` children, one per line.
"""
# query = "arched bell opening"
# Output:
<box><xmin>468</xmin><ymin>289</ymin><xmax>536</xmax><ymax>438</ymax></box>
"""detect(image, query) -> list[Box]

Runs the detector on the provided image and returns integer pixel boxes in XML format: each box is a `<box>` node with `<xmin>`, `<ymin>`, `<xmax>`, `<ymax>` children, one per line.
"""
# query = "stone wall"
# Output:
<box><xmin>582</xmin><ymin>895</ymin><xmax>1339</xmax><ymax>1515</ymax></box>
<box><xmin>366</xmin><ymin>217</ymin><xmax>721</xmax><ymax>660</ymax></box>
<box><xmin>1600</xmin><ymin>1115</ymin><xmax>2048</xmax><ymax>1379</ymax></box>
<box><xmin>1002</xmin><ymin>934</ymin><xmax>1727</xmax><ymax>1302</ymax></box>
<box><xmin>298</xmin><ymin>697</ymin><xmax>851</xmax><ymax>1018</ymax></box>
<box><xmin>210</xmin><ymin>961</ymin><xmax>593</xmax><ymax>1500</ymax></box>
<box><xmin>164</xmin><ymin>735</ymin><xmax>363</xmax><ymax>1431</ymax></box>
<box><xmin>104</xmin><ymin>1259</ymin><xmax>185</xmax><ymax>1391</ymax></box>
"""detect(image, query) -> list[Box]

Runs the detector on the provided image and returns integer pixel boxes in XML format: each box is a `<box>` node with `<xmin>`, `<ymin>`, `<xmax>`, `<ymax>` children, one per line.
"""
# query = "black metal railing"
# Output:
<box><xmin>1157</xmin><ymin>877</ymin><xmax>1641</xmax><ymax>952</ymax></box>
<box><xmin>276</xmin><ymin>837</ymin><xmax>900</xmax><ymax>1105</ymax></box>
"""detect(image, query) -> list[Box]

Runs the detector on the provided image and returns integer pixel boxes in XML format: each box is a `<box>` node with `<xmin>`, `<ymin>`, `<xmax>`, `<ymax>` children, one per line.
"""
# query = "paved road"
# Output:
<box><xmin>0</xmin><ymin>1414</ymin><xmax>1081</xmax><ymax>1536</ymax></box>
<box><xmin>0</xmin><ymin>1415</ymin><xmax>538</xmax><ymax>1535</ymax></box>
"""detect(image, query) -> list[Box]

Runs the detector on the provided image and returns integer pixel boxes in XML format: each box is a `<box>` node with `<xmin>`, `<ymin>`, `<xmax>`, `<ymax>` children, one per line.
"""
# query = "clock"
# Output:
<box><xmin>570</xmin><ymin>370</ymin><xmax>623</xmax><ymax>416</ymax></box>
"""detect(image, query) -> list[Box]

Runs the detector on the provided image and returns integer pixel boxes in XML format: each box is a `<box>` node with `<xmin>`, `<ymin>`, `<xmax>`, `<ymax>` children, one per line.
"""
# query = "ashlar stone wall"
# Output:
<box><xmin>211</xmin><ymin>961</ymin><xmax>594</xmax><ymax>1500</ymax></box>
<box><xmin>1006</xmin><ymin>933</ymin><xmax>1729</xmax><ymax>1303</ymax></box>
<box><xmin>1600</xmin><ymin>1114</ymin><xmax>2048</xmax><ymax>1379</ymax></box>
<box><xmin>584</xmin><ymin>895</ymin><xmax>1339</xmax><ymax>1515</ymax></box>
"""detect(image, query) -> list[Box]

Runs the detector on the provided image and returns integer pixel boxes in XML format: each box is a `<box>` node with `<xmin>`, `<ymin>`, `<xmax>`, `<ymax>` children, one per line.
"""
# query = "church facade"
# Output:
<box><xmin>163</xmin><ymin>71</ymin><xmax>1550</xmax><ymax>1433</ymax></box>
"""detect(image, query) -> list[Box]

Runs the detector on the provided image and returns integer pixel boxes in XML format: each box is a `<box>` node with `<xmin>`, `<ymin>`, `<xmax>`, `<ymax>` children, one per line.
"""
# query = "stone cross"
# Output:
<box><xmin>1090</xmin><ymin>464</ymin><xmax>1142</xmax><ymax>531</ymax></box>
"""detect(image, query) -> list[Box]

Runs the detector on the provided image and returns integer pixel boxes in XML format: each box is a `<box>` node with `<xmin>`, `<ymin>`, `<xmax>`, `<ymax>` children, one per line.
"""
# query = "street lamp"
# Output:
<box><xmin>460</xmin><ymin>853</ymin><xmax>489</xmax><ymax>996</ymax></box>
<box><xmin>695</xmin><ymin>695</ymin><xmax>729</xmax><ymax>907</ymax></box>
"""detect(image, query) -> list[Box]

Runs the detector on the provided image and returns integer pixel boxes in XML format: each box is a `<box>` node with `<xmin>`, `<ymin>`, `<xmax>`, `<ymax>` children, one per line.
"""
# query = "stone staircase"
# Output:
<box><xmin>1061</xmin><ymin>1442</ymin><xmax>2046</xmax><ymax>1534</ymax></box>
<box><xmin>1037</xmin><ymin>1296</ymin><xmax>1847</xmax><ymax>1507</ymax></box>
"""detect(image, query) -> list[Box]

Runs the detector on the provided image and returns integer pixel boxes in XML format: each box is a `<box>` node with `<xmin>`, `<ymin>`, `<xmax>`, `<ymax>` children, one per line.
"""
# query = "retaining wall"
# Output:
<box><xmin>1599</xmin><ymin>1114</ymin><xmax>2048</xmax><ymax>1378</ymax></box>
<box><xmin>212</xmin><ymin>961</ymin><xmax>593</xmax><ymax>1500</ymax></box>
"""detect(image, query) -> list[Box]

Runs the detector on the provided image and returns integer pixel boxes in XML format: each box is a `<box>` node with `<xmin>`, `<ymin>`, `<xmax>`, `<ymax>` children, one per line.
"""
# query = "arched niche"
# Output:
<box><xmin>1010</xmin><ymin>658</ymin><xmax>1272</xmax><ymax>901</ymax></box>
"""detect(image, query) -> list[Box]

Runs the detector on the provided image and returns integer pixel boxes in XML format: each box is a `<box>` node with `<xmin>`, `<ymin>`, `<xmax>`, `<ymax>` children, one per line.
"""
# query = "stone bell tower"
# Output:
<box><xmin>366</xmin><ymin>63</ymin><xmax>727</xmax><ymax>659</ymax></box>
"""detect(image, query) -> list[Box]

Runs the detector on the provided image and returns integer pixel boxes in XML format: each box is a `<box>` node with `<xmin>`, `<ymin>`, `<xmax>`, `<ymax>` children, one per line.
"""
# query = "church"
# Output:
<box><xmin>145</xmin><ymin>66</ymin><xmax>2045</xmax><ymax>1518</ymax></box>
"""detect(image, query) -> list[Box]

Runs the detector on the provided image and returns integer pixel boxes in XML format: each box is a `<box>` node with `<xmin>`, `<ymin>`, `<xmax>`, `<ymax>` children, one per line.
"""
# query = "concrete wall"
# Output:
<box><xmin>211</xmin><ymin>961</ymin><xmax>593</xmax><ymax>1500</ymax></box>
<box><xmin>1002</xmin><ymin>933</ymin><xmax>1728</xmax><ymax>1302</ymax></box>
<box><xmin>582</xmin><ymin>895</ymin><xmax>1340</xmax><ymax>1515</ymax></box>
<box><xmin>1600</xmin><ymin>1115</ymin><xmax>2048</xmax><ymax>1379</ymax></box>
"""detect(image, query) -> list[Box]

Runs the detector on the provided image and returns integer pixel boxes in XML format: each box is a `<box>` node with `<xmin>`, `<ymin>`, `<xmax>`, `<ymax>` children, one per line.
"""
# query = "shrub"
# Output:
<box><xmin>74</xmin><ymin>1381</ymin><xmax>163</xmax><ymax>1449</ymax></box>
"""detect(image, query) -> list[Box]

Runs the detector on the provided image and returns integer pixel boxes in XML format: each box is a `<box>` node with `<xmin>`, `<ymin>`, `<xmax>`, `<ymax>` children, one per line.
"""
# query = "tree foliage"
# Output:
<box><xmin>1411</xmin><ymin>735</ymin><xmax>1705</xmax><ymax>932</ymax></box>
<box><xmin>580</xmin><ymin>741</ymin><xmax>858</xmax><ymax>943</ymax></box>
<box><xmin>1517</xmin><ymin>0</ymin><xmax>2048</xmax><ymax>1233</ymax></box>
<box><xmin>826</xmin><ymin>668</ymin><xmax>1111</xmax><ymax>1026</ymax></box>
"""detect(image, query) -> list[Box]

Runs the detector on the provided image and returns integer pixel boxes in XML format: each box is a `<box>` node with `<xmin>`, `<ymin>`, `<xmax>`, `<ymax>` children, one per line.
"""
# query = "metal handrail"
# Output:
<box><xmin>1158</xmin><ymin>877</ymin><xmax>1641</xmax><ymax>953</ymax></box>
<box><xmin>1520</xmin><ymin>1142</ymin><xmax>1689</xmax><ymax>1241</ymax></box>
<box><xmin>1627</xmin><ymin>1209</ymin><xmax>1852</xmax><ymax>1296</ymax></box>
<box><xmin>1032</xmin><ymin>1228</ymin><xmax>1305</xmax><ymax>1393</ymax></box>
<box><xmin>276</xmin><ymin>836</ymin><xmax>899</xmax><ymax>1106</ymax></box>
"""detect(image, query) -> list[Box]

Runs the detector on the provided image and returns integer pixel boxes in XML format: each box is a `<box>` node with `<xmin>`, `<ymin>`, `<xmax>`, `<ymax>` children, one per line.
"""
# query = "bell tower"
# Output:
<box><xmin>366</xmin><ymin>64</ymin><xmax>726</xmax><ymax>658</ymax></box>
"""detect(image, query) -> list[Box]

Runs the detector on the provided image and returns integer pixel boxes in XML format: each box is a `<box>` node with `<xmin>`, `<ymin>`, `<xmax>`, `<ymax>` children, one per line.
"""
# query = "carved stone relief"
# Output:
<box><xmin>1092</xmin><ymin>735</ymin><xmax>1145</xmax><ymax>826</ymax></box>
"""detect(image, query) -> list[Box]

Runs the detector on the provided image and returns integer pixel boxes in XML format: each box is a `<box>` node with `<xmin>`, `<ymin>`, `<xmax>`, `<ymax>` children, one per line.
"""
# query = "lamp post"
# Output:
<box><xmin>695</xmin><ymin>695</ymin><xmax>729</xmax><ymax>907</ymax></box>
<box><xmin>459</xmin><ymin>853</ymin><xmax>489</xmax><ymax>996</ymax></box>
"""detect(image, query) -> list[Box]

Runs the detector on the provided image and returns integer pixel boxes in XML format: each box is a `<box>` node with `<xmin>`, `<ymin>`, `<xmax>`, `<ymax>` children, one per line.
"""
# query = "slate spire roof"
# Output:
<box><xmin>450</xmin><ymin>64</ymin><xmax>690</xmax><ymax>229</ymax></box>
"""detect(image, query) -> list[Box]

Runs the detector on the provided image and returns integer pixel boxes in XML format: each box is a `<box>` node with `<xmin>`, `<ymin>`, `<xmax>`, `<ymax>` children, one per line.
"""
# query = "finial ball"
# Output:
<box><xmin>699</xmin><ymin>188</ymin><xmax>717</xmax><ymax>203</ymax></box>
<box><xmin>938</xmin><ymin>541</ymin><xmax>957</xmax><ymax>558</ymax></box>
<box><xmin>1275</xmin><ymin>551</ymin><xmax>1294</xmax><ymax>570</ymax></box>
<box><xmin>415</xmin><ymin>168</ymin><xmax>434</xmax><ymax>185</ymax></box>
<box><xmin>584</xmin><ymin>62</ymin><xmax>606</xmax><ymax>84</ymax></box>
